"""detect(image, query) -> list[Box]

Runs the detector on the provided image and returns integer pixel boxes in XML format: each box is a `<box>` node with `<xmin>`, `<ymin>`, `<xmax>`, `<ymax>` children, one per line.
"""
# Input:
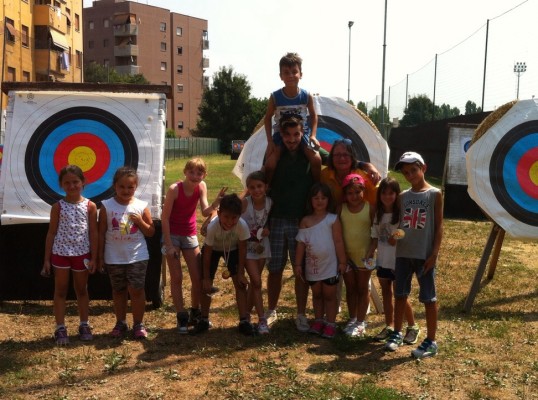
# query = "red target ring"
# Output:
<box><xmin>516</xmin><ymin>147</ymin><xmax>538</xmax><ymax>199</ymax></box>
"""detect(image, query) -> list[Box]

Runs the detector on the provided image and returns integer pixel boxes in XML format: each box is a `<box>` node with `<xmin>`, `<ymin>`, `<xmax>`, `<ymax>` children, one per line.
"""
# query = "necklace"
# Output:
<box><xmin>221</xmin><ymin>229</ymin><xmax>232</xmax><ymax>267</ymax></box>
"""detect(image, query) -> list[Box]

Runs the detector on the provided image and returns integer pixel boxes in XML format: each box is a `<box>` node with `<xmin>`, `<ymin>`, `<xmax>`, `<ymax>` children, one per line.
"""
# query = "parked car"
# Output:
<box><xmin>231</xmin><ymin>139</ymin><xmax>245</xmax><ymax>160</ymax></box>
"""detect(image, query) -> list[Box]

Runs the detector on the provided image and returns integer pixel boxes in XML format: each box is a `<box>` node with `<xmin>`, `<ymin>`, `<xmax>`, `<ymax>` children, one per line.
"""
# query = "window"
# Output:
<box><xmin>160</xmin><ymin>42</ymin><xmax>166</xmax><ymax>51</ymax></box>
<box><xmin>76</xmin><ymin>50</ymin><xmax>82</xmax><ymax>68</ymax></box>
<box><xmin>160</xmin><ymin>62</ymin><xmax>167</xmax><ymax>71</ymax></box>
<box><xmin>177</xmin><ymin>46</ymin><xmax>183</xmax><ymax>55</ymax></box>
<box><xmin>177</xmin><ymin>84</ymin><xmax>183</xmax><ymax>93</ymax></box>
<box><xmin>66</xmin><ymin>8</ymin><xmax>71</xmax><ymax>27</ymax></box>
<box><xmin>23</xmin><ymin>71</ymin><xmax>30</xmax><ymax>82</ymax></box>
<box><xmin>54</xmin><ymin>0</ymin><xmax>60</xmax><ymax>7</ymax></box>
<box><xmin>5</xmin><ymin>18</ymin><xmax>15</xmax><ymax>42</ymax></box>
<box><xmin>103</xmin><ymin>19</ymin><xmax>109</xmax><ymax>28</ymax></box>
<box><xmin>7</xmin><ymin>67</ymin><xmax>16</xmax><ymax>81</ymax></box>
<box><xmin>75</xmin><ymin>14</ymin><xmax>80</xmax><ymax>31</ymax></box>
<box><xmin>177</xmin><ymin>65</ymin><xmax>183</xmax><ymax>74</ymax></box>
<box><xmin>177</xmin><ymin>103</ymin><xmax>184</xmax><ymax>111</ymax></box>
<box><xmin>88</xmin><ymin>20</ymin><xmax>94</xmax><ymax>30</ymax></box>
<box><xmin>160</xmin><ymin>22</ymin><xmax>166</xmax><ymax>32</ymax></box>
<box><xmin>21</xmin><ymin>25</ymin><xmax>29</xmax><ymax>47</ymax></box>
<box><xmin>176</xmin><ymin>27</ymin><xmax>182</xmax><ymax>36</ymax></box>
<box><xmin>103</xmin><ymin>39</ymin><xmax>109</xmax><ymax>47</ymax></box>
<box><xmin>88</xmin><ymin>40</ymin><xmax>94</xmax><ymax>49</ymax></box>
<box><xmin>177</xmin><ymin>121</ymin><xmax>184</xmax><ymax>129</ymax></box>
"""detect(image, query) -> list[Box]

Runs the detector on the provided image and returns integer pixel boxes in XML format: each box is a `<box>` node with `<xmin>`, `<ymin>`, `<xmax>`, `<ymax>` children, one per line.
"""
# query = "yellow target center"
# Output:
<box><xmin>68</xmin><ymin>146</ymin><xmax>96</xmax><ymax>172</ymax></box>
<box><xmin>530</xmin><ymin>161</ymin><xmax>538</xmax><ymax>186</ymax></box>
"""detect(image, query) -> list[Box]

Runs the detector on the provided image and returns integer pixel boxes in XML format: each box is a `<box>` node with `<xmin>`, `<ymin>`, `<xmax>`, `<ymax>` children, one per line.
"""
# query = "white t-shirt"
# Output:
<box><xmin>102</xmin><ymin>197</ymin><xmax>149</xmax><ymax>264</ymax></box>
<box><xmin>371</xmin><ymin>212</ymin><xmax>398</xmax><ymax>270</ymax></box>
<box><xmin>204</xmin><ymin>216</ymin><xmax>250</xmax><ymax>251</ymax></box>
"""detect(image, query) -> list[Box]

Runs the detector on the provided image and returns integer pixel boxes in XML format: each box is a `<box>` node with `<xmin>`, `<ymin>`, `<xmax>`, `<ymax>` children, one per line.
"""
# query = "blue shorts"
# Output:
<box><xmin>201</xmin><ymin>245</ymin><xmax>239</xmax><ymax>280</ymax></box>
<box><xmin>394</xmin><ymin>257</ymin><xmax>437</xmax><ymax>303</ymax></box>
<box><xmin>376</xmin><ymin>266</ymin><xmax>396</xmax><ymax>281</ymax></box>
<box><xmin>272</xmin><ymin>131</ymin><xmax>311</xmax><ymax>147</ymax></box>
<box><xmin>268</xmin><ymin>217</ymin><xmax>299</xmax><ymax>272</ymax></box>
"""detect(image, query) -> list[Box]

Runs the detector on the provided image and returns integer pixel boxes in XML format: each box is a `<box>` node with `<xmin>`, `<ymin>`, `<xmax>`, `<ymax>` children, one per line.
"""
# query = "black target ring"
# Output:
<box><xmin>316</xmin><ymin>115</ymin><xmax>371</xmax><ymax>162</ymax></box>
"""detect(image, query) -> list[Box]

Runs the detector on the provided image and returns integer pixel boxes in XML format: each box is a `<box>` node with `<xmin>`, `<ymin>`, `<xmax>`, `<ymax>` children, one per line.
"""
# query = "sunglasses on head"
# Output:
<box><xmin>333</xmin><ymin>138</ymin><xmax>352</xmax><ymax>146</ymax></box>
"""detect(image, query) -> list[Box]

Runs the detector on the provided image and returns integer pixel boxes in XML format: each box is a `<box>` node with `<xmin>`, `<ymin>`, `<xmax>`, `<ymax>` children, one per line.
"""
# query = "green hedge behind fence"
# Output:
<box><xmin>165</xmin><ymin>137</ymin><xmax>222</xmax><ymax>160</ymax></box>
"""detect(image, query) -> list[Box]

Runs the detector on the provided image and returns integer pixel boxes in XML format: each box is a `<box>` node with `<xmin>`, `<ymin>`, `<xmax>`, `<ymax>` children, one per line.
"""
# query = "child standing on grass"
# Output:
<box><xmin>43</xmin><ymin>165</ymin><xmax>98</xmax><ymax>345</ymax></box>
<box><xmin>197</xmin><ymin>194</ymin><xmax>254</xmax><ymax>336</ymax></box>
<box><xmin>241</xmin><ymin>171</ymin><xmax>272</xmax><ymax>334</ymax></box>
<box><xmin>339</xmin><ymin>174</ymin><xmax>374</xmax><ymax>337</ymax></box>
<box><xmin>263</xmin><ymin>52</ymin><xmax>321</xmax><ymax>183</ymax></box>
<box><xmin>384</xmin><ymin>152</ymin><xmax>443</xmax><ymax>359</ymax></box>
<box><xmin>98</xmin><ymin>167</ymin><xmax>155</xmax><ymax>340</ymax></box>
<box><xmin>161</xmin><ymin>157</ymin><xmax>226</xmax><ymax>334</ymax></box>
<box><xmin>295</xmin><ymin>183</ymin><xmax>347</xmax><ymax>339</ymax></box>
<box><xmin>366</xmin><ymin>177</ymin><xmax>419</xmax><ymax>344</ymax></box>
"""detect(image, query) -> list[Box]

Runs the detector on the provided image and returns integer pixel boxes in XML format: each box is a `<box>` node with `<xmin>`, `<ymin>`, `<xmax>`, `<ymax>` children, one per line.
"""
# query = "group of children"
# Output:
<box><xmin>42</xmin><ymin>50</ymin><xmax>441</xmax><ymax>360</ymax></box>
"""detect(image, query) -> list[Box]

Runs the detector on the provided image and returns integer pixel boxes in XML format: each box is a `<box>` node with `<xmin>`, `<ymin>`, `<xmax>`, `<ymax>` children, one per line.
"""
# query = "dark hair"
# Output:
<box><xmin>59</xmin><ymin>165</ymin><xmax>85</xmax><ymax>184</ymax></box>
<box><xmin>306</xmin><ymin>183</ymin><xmax>335</xmax><ymax>214</ymax></box>
<box><xmin>246</xmin><ymin>170</ymin><xmax>267</xmax><ymax>185</ymax></box>
<box><xmin>327</xmin><ymin>140</ymin><xmax>359</xmax><ymax>170</ymax></box>
<box><xmin>219</xmin><ymin>193</ymin><xmax>242</xmax><ymax>216</ymax></box>
<box><xmin>375</xmin><ymin>177</ymin><xmax>401</xmax><ymax>225</ymax></box>
<box><xmin>113</xmin><ymin>166</ymin><xmax>138</xmax><ymax>186</ymax></box>
<box><xmin>279</xmin><ymin>114</ymin><xmax>304</xmax><ymax>134</ymax></box>
<box><xmin>279</xmin><ymin>52</ymin><xmax>303</xmax><ymax>72</ymax></box>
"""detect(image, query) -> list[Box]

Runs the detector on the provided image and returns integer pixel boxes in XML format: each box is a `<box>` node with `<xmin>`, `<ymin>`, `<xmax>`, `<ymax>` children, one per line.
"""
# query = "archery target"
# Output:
<box><xmin>233</xmin><ymin>96</ymin><xmax>389</xmax><ymax>186</ymax></box>
<box><xmin>0</xmin><ymin>91</ymin><xmax>166</xmax><ymax>225</ymax></box>
<box><xmin>467</xmin><ymin>99</ymin><xmax>538</xmax><ymax>239</ymax></box>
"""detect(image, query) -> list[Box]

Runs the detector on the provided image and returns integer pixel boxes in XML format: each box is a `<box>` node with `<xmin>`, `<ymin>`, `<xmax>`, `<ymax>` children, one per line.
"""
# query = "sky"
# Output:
<box><xmin>83</xmin><ymin>0</ymin><xmax>537</xmax><ymax>112</ymax></box>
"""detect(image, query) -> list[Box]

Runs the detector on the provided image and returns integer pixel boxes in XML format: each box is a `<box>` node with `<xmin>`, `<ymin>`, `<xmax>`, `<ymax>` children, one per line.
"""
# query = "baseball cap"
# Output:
<box><xmin>394</xmin><ymin>151</ymin><xmax>425</xmax><ymax>170</ymax></box>
<box><xmin>342</xmin><ymin>173</ymin><xmax>365</xmax><ymax>189</ymax></box>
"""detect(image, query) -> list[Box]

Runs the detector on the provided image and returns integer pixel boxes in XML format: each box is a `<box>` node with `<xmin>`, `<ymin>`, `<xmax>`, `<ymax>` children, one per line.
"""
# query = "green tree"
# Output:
<box><xmin>244</xmin><ymin>97</ymin><xmax>268</xmax><ymax>134</ymax></box>
<box><xmin>465</xmin><ymin>100</ymin><xmax>482</xmax><ymax>115</ymax></box>
<box><xmin>84</xmin><ymin>62</ymin><xmax>149</xmax><ymax>84</ymax></box>
<box><xmin>356</xmin><ymin>101</ymin><xmax>368</xmax><ymax>114</ymax></box>
<box><xmin>194</xmin><ymin>66</ymin><xmax>255</xmax><ymax>153</ymax></box>
<box><xmin>400</xmin><ymin>95</ymin><xmax>434</xmax><ymax>127</ymax></box>
<box><xmin>368</xmin><ymin>104</ymin><xmax>390</xmax><ymax>134</ymax></box>
<box><xmin>435</xmin><ymin>103</ymin><xmax>460</xmax><ymax>120</ymax></box>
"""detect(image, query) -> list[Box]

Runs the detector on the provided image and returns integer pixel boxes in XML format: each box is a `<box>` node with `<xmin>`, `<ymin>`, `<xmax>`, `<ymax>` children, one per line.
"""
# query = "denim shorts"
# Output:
<box><xmin>167</xmin><ymin>234</ymin><xmax>199</xmax><ymax>250</ymax></box>
<box><xmin>394</xmin><ymin>257</ymin><xmax>437</xmax><ymax>303</ymax></box>
<box><xmin>106</xmin><ymin>261</ymin><xmax>148</xmax><ymax>291</ymax></box>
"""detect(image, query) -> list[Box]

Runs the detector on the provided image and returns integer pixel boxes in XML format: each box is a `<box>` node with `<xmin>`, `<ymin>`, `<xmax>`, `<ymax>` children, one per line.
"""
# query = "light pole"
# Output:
<box><xmin>513</xmin><ymin>61</ymin><xmax>526</xmax><ymax>99</ymax></box>
<box><xmin>347</xmin><ymin>21</ymin><xmax>354</xmax><ymax>102</ymax></box>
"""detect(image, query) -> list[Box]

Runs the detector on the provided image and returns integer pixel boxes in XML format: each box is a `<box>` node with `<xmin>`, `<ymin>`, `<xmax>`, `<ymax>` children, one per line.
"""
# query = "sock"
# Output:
<box><xmin>56</xmin><ymin>324</ymin><xmax>65</xmax><ymax>330</ymax></box>
<box><xmin>80</xmin><ymin>321</ymin><xmax>89</xmax><ymax>326</ymax></box>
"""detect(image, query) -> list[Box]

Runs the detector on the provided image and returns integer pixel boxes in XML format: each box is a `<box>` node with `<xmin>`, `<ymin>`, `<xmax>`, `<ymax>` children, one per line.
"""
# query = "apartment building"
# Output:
<box><xmin>0</xmin><ymin>0</ymin><xmax>84</xmax><ymax>113</ymax></box>
<box><xmin>83</xmin><ymin>0</ymin><xmax>209</xmax><ymax>137</ymax></box>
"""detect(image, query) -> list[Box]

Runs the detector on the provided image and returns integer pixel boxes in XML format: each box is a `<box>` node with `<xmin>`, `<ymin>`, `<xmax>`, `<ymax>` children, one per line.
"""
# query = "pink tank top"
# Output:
<box><xmin>169</xmin><ymin>182</ymin><xmax>200</xmax><ymax>236</ymax></box>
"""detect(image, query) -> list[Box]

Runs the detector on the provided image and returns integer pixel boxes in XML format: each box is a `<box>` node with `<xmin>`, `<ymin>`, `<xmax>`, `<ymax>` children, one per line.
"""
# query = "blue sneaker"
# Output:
<box><xmin>384</xmin><ymin>331</ymin><xmax>403</xmax><ymax>352</ymax></box>
<box><xmin>411</xmin><ymin>338</ymin><xmax>438</xmax><ymax>359</ymax></box>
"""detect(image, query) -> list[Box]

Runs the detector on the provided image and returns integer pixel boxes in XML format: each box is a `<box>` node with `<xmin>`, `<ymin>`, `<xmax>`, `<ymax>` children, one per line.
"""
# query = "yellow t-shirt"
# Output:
<box><xmin>340</xmin><ymin>202</ymin><xmax>371</xmax><ymax>265</ymax></box>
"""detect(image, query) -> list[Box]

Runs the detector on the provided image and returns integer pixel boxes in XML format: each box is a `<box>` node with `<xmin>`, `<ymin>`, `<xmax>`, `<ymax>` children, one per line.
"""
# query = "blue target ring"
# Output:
<box><xmin>25</xmin><ymin>107</ymin><xmax>138</xmax><ymax>206</ymax></box>
<box><xmin>316</xmin><ymin>115</ymin><xmax>370</xmax><ymax>161</ymax></box>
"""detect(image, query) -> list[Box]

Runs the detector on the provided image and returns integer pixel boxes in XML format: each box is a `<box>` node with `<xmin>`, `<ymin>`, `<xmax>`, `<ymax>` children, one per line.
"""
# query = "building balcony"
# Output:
<box><xmin>114</xmin><ymin>24</ymin><xmax>138</xmax><ymax>37</ymax></box>
<box><xmin>202</xmin><ymin>57</ymin><xmax>209</xmax><ymax>69</ymax></box>
<box><xmin>115</xmin><ymin>65</ymin><xmax>141</xmax><ymax>75</ymax></box>
<box><xmin>34</xmin><ymin>5</ymin><xmax>67</xmax><ymax>34</ymax></box>
<box><xmin>114</xmin><ymin>44</ymin><xmax>139</xmax><ymax>57</ymax></box>
<box><xmin>202</xmin><ymin>39</ymin><xmax>209</xmax><ymax>50</ymax></box>
<box><xmin>34</xmin><ymin>49</ymin><xmax>69</xmax><ymax>76</ymax></box>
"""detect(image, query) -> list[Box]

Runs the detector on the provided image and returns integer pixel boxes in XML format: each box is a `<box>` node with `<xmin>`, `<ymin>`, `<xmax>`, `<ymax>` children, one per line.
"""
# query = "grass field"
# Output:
<box><xmin>0</xmin><ymin>155</ymin><xmax>536</xmax><ymax>400</ymax></box>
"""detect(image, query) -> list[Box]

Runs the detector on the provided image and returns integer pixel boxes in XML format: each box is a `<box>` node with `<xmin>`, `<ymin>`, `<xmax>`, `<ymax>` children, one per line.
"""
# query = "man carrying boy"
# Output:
<box><xmin>195</xmin><ymin>194</ymin><xmax>255</xmax><ymax>335</ymax></box>
<box><xmin>385</xmin><ymin>152</ymin><xmax>443</xmax><ymax>359</ymax></box>
<box><xmin>263</xmin><ymin>52</ymin><xmax>322</xmax><ymax>183</ymax></box>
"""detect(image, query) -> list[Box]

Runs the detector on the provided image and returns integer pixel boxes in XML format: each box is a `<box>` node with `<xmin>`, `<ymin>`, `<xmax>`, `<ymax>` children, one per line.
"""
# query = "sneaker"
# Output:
<box><xmin>133</xmin><ymin>323</ymin><xmax>148</xmax><ymax>339</ymax></box>
<box><xmin>403</xmin><ymin>325</ymin><xmax>421</xmax><ymax>345</ymax></box>
<box><xmin>188</xmin><ymin>308</ymin><xmax>202</xmax><ymax>326</ymax></box>
<box><xmin>374</xmin><ymin>326</ymin><xmax>394</xmax><ymax>342</ymax></box>
<box><xmin>257</xmin><ymin>318</ymin><xmax>270</xmax><ymax>335</ymax></box>
<box><xmin>308</xmin><ymin>320</ymin><xmax>324</xmax><ymax>335</ymax></box>
<box><xmin>238</xmin><ymin>320</ymin><xmax>255</xmax><ymax>336</ymax></box>
<box><xmin>191</xmin><ymin>318</ymin><xmax>210</xmax><ymax>335</ymax></box>
<box><xmin>321</xmin><ymin>324</ymin><xmax>337</xmax><ymax>339</ymax></box>
<box><xmin>177</xmin><ymin>311</ymin><xmax>189</xmax><ymax>335</ymax></box>
<box><xmin>54</xmin><ymin>327</ymin><xmax>69</xmax><ymax>345</ymax></box>
<box><xmin>411</xmin><ymin>338</ymin><xmax>438</xmax><ymax>359</ymax></box>
<box><xmin>78</xmin><ymin>324</ymin><xmax>93</xmax><ymax>341</ymax></box>
<box><xmin>295</xmin><ymin>314</ymin><xmax>310</xmax><ymax>332</ymax></box>
<box><xmin>264</xmin><ymin>310</ymin><xmax>277</xmax><ymax>326</ymax></box>
<box><xmin>343</xmin><ymin>319</ymin><xmax>357</xmax><ymax>335</ymax></box>
<box><xmin>384</xmin><ymin>331</ymin><xmax>403</xmax><ymax>352</ymax></box>
<box><xmin>110</xmin><ymin>321</ymin><xmax>128</xmax><ymax>338</ymax></box>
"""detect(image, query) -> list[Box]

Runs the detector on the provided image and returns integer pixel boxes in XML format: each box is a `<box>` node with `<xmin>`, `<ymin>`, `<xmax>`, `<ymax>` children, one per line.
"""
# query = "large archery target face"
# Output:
<box><xmin>0</xmin><ymin>91</ymin><xmax>165</xmax><ymax>224</ymax></box>
<box><xmin>26</xmin><ymin>107</ymin><xmax>138</xmax><ymax>205</ymax></box>
<box><xmin>467</xmin><ymin>99</ymin><xmax>538</xmax><ymax>239</ymax></box>
<box><xmin>233</xmin><ymin>96</ymin><xmax>389</xmax><ymax>186</ymax></box>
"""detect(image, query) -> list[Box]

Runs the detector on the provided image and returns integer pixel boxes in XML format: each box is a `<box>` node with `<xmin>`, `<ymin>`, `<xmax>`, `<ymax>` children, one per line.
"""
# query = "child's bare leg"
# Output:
<box><xmin>246</xmin><ymin>260</ymin><xmax>264</xmax><ymax>319</ymax></box>
<box><xmin>393</xmin><ymin>295</ymin><xmax>407</xmax><ymax>333</ymax></box>
<box><xmin>356</xmin><ymin>269</ymin><xmax>372</xmax><ymax>321</ymax></box>
<box><xmin>231</xmin><ymin>274</ymin><xmax>249</xmax><ymax>319</ymax></box>
<box><xmin>72</xmin><ymin>270</ymin><xmax>90</xmax><ymax>322</ymax></box>
<box><xmin>322</xmin><ymin>283</ymin><xmax>338</xmax><ymax>323</ymax></box>
<box><xmin>379</xmin><ymin>278</ymin><xmax>394</xmax><ymax>327</ymax></box>
<box><xmin>304</xmin><ymin>147</ymin><xmax>322</xmax><ymax>182</ymax></box>
<box><xmin>424</xmin><ymin>301</ymin><xmax>438</xmax><ymax>341</ymax></box>
<box><xmin>112</xmin><ymin>289</ymin><xmax>128</xmax><ymax>323</ymax></box>
<box><xmin>167</xmin><ymin>250</ymin><xmax>185</xmax><ymax>312</ymax></box>
<box><xmin>311</xmin><ymin>282</ymin><xmax>323</xmax><ymax>320</ymax></box>
<box><xmin>343</xmin><ymin>270</ymin><xmax>358</xmax><ymax>320</ymax></box>
<box><xmin>129</xmin><ymin>286</ymin><xmax>146</xmax><ymax>326</ymax></box>
<box><xmin>53</xmin><ymin>268</ymin><xmax>70</xmax><ymax>325</ymax></box>
<box><xmin>182</xmin><ymin>247</ymin><xmax>202</xmax><ymax>309</ymax></box>
<box><xmin>264</xmin><ymin>146</ymin><xmax>281</xmax><ymax>184</ymax></box>
<box><xmin>404</xmin><ymin>298</ymin><xmax>416</xmax><ymax>327</ymax></box>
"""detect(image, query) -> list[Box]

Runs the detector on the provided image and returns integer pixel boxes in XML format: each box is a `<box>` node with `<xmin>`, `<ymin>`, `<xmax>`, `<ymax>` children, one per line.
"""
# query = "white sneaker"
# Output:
<box><xmin>295</xmin><ymin>314</ymin><xmax>309</xmax><ymax>332</ymax></box>
<box><xmin>346</xmin><ymin>321</ymin><xmax>367</xmax><ymax>337</ymax></box>
<box><xmin>343</xmin><ymin>319</ymin><xmax>357</xmax><ymax>335</ymax></box>
<box><xmin>264</xmin><ymin>310</ymin><xmax>277</xmax><ymax>326</ymax></box>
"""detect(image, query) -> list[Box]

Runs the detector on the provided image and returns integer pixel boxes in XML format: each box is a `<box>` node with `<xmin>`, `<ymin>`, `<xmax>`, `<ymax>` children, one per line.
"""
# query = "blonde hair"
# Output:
<box><xmin>184</xmin><ymin>158</ymin><xmax>207</xmax><ymax>174</ymax></box>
